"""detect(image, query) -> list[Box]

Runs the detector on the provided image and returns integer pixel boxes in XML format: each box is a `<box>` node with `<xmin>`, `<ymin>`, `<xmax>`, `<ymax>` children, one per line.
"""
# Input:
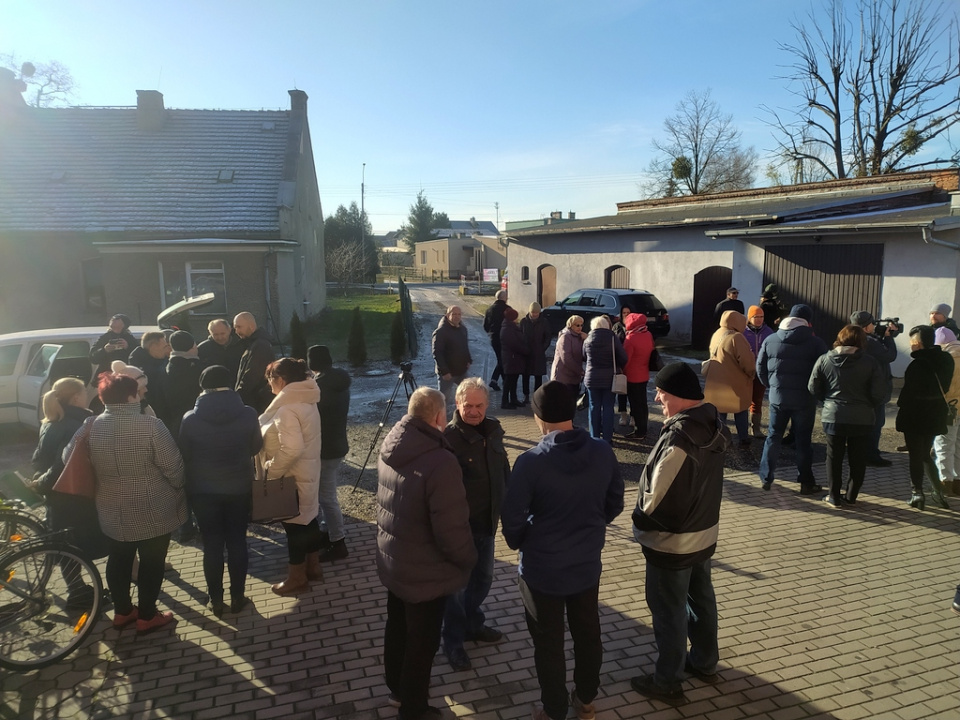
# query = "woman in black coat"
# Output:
<box><xmin>89</xmin><ymin>314</ymin><xmax>136</xmax><ymax>383</ymax></box>
<box><xmin>520</xmin><ymin>302</ymin><xmax>552</xmax><ymax>403</ymax></box>
<box><xmin>808</xmin><ymin>325</ymin><xmax>885</xmax><ymax>507</ymax></box>
<box><xmin>499</xmin><ymin>308</ymin><xmax>528</xmax><ymax>410</ymax></box>
<box><xmin>896</xmin><ymin>325</ymin><xmax>955</xmax><ymax>510</ymax></box>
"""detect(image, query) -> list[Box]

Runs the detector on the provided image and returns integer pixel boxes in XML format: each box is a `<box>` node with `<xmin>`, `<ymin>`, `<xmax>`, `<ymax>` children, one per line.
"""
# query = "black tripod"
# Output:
<box><xmin>353</xmin><ymin>362</ymin><xmax>418</xmax><ymax>491</ymax></box>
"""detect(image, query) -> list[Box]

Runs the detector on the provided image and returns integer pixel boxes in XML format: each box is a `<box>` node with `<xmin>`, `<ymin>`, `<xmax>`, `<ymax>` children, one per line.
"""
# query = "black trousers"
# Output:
<box><xmin>502</xmin><ymin>373</ymin><xmax>520</xmax><ymax>406</ymax></box>
<box><xmin>903</xmin><ymin>432</ymin><xmax>940</xmax><ymax>494</ymax></box>
<box><xmin>106</xmin><ymin>533</ymin><xmax>171</xmax><ymax>620</ymax></box>
<box><xmin>281</xmin><ymin>517</ymin><xmax>323</xmax><ymax>564</ymax></box>
<box><xmin>825</xmin><ymin>432</ymin><xmax>869</xmax><ymax>500</ymax></box>
<box><xmin>521</xmin><ymin>373</ymin><xmax>544</xmax><ymax>398</ymax></box>
<box><xmin>626</xmin><ymin>381</ymin><xmax>648</xmax><ymax>434</ymax></box>
<box><xmin>519</xmin><ymin>576</ymin><xmax>602</xmax><ymax>720</ymax></box>
<box><xmin>384</xmin><ymin>590</ymin><xmax>447</xmax><ymax>719</ymax></box>
<box><xmin>490</xmin><ymin>340</ymin><xmax>503</xmax><ymax>383</ymax></box>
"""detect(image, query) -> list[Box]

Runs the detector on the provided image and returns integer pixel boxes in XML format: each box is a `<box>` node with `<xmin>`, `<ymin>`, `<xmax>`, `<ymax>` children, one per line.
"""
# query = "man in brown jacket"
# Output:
<box><xmin>377</xmin><ymin>387</ymin><xmax>477</xmax><ymax>719</ymax></box>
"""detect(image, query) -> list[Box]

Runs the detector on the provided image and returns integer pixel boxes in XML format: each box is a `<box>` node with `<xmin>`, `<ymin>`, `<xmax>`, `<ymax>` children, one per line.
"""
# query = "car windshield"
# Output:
<box><xmin>624</xmin><ymin>294</ymin><xmax>663</xmax><ymax>314</ymax></box>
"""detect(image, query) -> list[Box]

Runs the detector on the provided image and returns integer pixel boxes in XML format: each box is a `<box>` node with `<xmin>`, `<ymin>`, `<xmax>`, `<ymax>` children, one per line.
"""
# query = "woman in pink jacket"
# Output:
<box><xmin>622</xmin><ymin>313</ymin><xmax>655</xmax><ymax>438</ymax></box>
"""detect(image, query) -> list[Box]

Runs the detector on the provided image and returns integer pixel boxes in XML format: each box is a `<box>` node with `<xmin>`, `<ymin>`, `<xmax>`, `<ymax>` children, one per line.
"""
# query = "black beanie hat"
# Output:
<box><xmin>789</xmin><ymin>304</ymin><xmax>813</xmax><ymax>322</ymax></box>
<box><xmin>655</xmin><ymin>362</ymin><xmax>704</xmax><ymax>401</ymax></box>
<box><xmin>169</xmin><ymin>330</ymin><xmax>195</xmax><ymax>352</ymax></box>
<box><xmin>199</xmin><ymin>365</ymin><xmax>233</xmax><ymax>390</ymax></box>
<box><xmin>307</xmin><ymin>345</ymin><xmax>332</xmax><ymax>371</ymax></box>
<box><xmin>532</xmin><ymin>381</ymin><xmax>577</xmax><ymax>423</ymax></box>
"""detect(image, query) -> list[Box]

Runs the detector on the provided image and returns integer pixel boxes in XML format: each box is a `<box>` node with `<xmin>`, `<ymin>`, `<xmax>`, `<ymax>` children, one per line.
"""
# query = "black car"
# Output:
<box><xmin>541</xmin><ymin>288</ymin><xmax>670</xmax><ymax>338</ymax></box>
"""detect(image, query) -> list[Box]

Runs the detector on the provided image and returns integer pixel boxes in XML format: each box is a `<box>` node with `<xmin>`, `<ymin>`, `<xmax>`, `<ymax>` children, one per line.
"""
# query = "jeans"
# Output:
<box><xmin>192</xmin><ymin>493</ymin><xmax>251</xmax><ymax>602</ymax></box>
<box><xmin>106</xmin><ymin>533</ymin><xmax>171</xmax><ymax>620</ymax></box>
<box><xmin>824</xmin><ymin>432</ymin><xmax>869</xmax><ymax>500</ymax></box>
<box><xmin>645</xmin><ymin>559</ymin><xmax>719</xmax><ymax>689</ymax></box>
<box><xmin>519</xmin><ymin>577</ymin><xmax>601</xmax><ymax>720</ymax></box>
<box><xmin>587</xmin><ymin>387</ymin><xmax>616</xmax><ymax>443</ymax></box>
<box><xmin>760</xmin><ymin>402</ymin><xmax>817</xmax><ymax>485</ymax></box>
<box><xmin>626</xmin><ymin>381</ymin><xmax>648</xmax><ymax>435</ymax></box>
<box><xmin>442</xmin><ymin>534</ymin><xmax>495</xmax><ymax>651</ymax></box>
<box><xmin>438</xmin><ymin>374</ymin><xmax>466</xmax><ymax>412</ymax></box>
<box><xmin>721</xmin><ymin>411</ymin><xmax>749</xmax><ymax>442</ymax></box>
<box><xmin>281</xmin><ymin>517</ymin><xmax>323</xmax><ymax>564</ymax></box>
<box><xmin>903</xmin><ymin>432</ymin><xmax>940</xmax><ymax>494</ymax></box>
<box><xmin>318</xmin><ymin>456</ymin><xmax>346</xmax><ymax>542</ymax></box>
<box><xmin>384</xmin><ymin>590</ymin><xmax>447</xmax><ymax>719</ymax></box>
<box><xmin>933</xmin><ymin>420</ymin><xmax>960</xmax><ymax>481</ymax></box>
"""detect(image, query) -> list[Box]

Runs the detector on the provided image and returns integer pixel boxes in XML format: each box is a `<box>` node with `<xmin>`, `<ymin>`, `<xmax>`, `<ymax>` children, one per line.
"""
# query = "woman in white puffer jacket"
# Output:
<box><xmin>259</xmin><ymin>357</ymin><xmax>323</xmax><ymax>595</ymax></box>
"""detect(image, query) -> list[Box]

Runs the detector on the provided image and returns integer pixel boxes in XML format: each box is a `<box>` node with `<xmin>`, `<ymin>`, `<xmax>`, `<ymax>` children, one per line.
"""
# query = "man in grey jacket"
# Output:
<box><xmin>850</xmin><ymin>311</ymin><xmax>898</xmax><ymax>466</ymax></box>
<box><xmin>377</xmin><ymin>387</ymin><xmax>477</xmax><ymax>719</ymax></box>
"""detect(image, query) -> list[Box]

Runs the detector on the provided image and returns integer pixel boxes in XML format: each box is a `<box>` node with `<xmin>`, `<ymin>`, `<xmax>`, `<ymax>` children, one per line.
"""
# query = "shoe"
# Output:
<box><xmin>489</xmin><ymin>381</ymin><xmax>501</xmax><ymax>391</ymax></box>
<box><xmin>444</xmin><ymin>645</ymin><xmax>471</xmax><ymax>671</ymax></box>
<box><xmin>823</xmin><ymin>494</ymin><xmax>842</xmax><ymax>508</ymax></box>
<box><xmin>466</xmin><ymin>625</ymin><xmax>503</xmax><ymax>643</ymax></box>
<box><xmin>624</xmin><ymin>429</ymin><xmax>644</xmax><ymax>438</ymax></box>
<box><xmin>136</xmin><ymin>610</ymin><xmax>175</xmax><ymax>634</ymax></box>
<box><xmin>112</xmin><ymin>608</ymin><xmax>139</xmax><ymax>628</ymax></box>
<box><xmin>387</xmin><ymin>693</ymin><xmax>402</xmax><ymax>709</ymax></box>
<box><xmin>908</xmin><ymin>492</ymin><xmax>925</xmax><ymax>511</ymax></box>
<box><xmin>782</xmin><ymin>433</ymin><xmax>795</xmax><ymax>446</ymax></box>
<box><xmin>272</xmin><ymin>563</ymin><xmax>310</xmax><ymax>595</ymax></box>
<box><xmin>684</xmin><ymin>658</ymin><xmax>720</xmax><ymax>684</ymax></box>
<box><xmin>530</xmin><ymin>703</ymin><xmax>550</xmax><ymax>720</ymax></box>
<box><xmin>928</xmin><ymin>482</ymin><xmax>950</xmax><ymax>509</ymax></box>
<box><xmin>207</xmin><ymin>596</ymin><xmax>226</xmax><ymax>618</ymax></box>
<box><xmin>518</xmin><ymin>397</ymin><xmax>529</xmax><ymax>406</ymax></box>
<box><xmin>318</xmin><ymin>530</ymin><xmax>331</xmax><ymax>549</ymax></box>
<box><xmin>619</xmin><ymin>412</ymin><xmax>631</xmax><ymax>426</ymax></box>
<box><xmin>228</xmin><ymin>596</ymin><xmax>250</xmax><ymax>614</ymax></box>
<box><xmin>318</xmin><ymin>539</ymin><xmax>349</xmax><ymax>562</ymax></box>
<box><xmin>305</xmin><ymin>552</ymin><xmax>325</xmax><ymax>581</ymax></box>
<box><xmin>799</xmin><ymin>484</ymin><xmax>823</xmax><ymax>495</ymax></box>
<box><xmin>840</xmin><ymin>493</ymin><xmax>856</xmax><ymax>506</ymax></box>
<box><xmin>864</xmin><ymin>457</ymin><xmax>893</xmax><ymax>467</ymax></box>
<box><xmin>761</xmin><ymin>480</ymin><xmax>772</xmax><ymax>491</ymax></box>
<box><xmin>629</xmin><ymin>674</ymin><xmax>685</xmax><ymax>705</ymax></box>
<box><xmin>952</xmin><ymin>601</ymin><xmax>960</xmax><ymax>616</ymax></box>
<box><xmin>570</xmin><ymin>689</ymin><xmax>596</xmax><ymax>719</ymax></box>
<box><xmin>896</xmin><ymin>444</ymin><xmax>908</xmax><ymax>452</ymax></box>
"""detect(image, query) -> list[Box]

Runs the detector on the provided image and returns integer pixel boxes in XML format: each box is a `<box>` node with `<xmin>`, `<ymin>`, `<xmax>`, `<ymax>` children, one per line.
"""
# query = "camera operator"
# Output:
<box><xmin>851</xmin><ymin>311</ymin><xmax>898</xmax><ymax>466</ymax></box>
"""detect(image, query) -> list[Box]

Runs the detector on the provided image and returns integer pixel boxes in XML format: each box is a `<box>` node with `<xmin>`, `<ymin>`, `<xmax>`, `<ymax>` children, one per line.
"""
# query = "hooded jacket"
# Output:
<box><xmin>551</xmin><ymin>328</ymin><xmax>585</xmax><ymax>385</ymax></box>
<box><xmin>756</xmin><ymin>318</ymin><xmax>828</xmax><ymax>408</ymax></box>
<box><xmin>582</xmin><ymin>327</ymin><xmax>627</xmax><ymax>390</ymax></box>
<box><xmin>896</xmin><ymin>346</ymin><xmax>955</xmax><ymax>436</ymax></box>
<box><xmin>444</xmin><ymin>412</ymin><xmax>510</xmax><ymax>536</ymax></box>
<box><xmin>432</xmin><ymin>316</ymin><xmax>472</xmax><ymax>377</ymax></box>
<box><xmin>632</xmin><ymin>402</ymin><xmax>728</xmax><ymax>568</ymax></box>
<box><xmin>808</xmin><ymin>347</ymin><xmax>885</xmax><ymax>427</ymax></box>
<box><xmin>316</xmin><ymin>365</ymin><xmax>352</xmax><ymax>459</ymax></box>
<box><xmin>501</xmin><ymin>427</ymin><xmax>624</xmax><ymax>595</ymax></box>
<box><xmin>623</xmin><ymin>313</ymin><xmax>655</xmax><ymax>383</ymax></box>
<box><xmin>377</xmin><ymin>414</ymin><xmax>477</xmax><ymax>603</ymax></box>
<box><xmin>258</xmin><ymin>377</ymin><xmax>322</xmax><ymax>524</ymax></box>
<box><xmin>704</xmin><ymin>311</ymin><xmax>755</xmax><ymax>414</ymax></box>
<box><xmin>520</xmin><ymin>313</ymin><xmax>552</xmax><ymax>377</ymax></box>
<box><xmin>500</xmin><ymin>319</ymin><xmax>528</xmax><ymax>375</ymax></box>
<box><xmin>483</xmin><ymin>298</ymin><xmax>509</xmax><ymax>348</ymax></box>
<box><xmin>180</xmin><ymin>389</ymin><xmax>262</xmax><ymax>496</ymax></box>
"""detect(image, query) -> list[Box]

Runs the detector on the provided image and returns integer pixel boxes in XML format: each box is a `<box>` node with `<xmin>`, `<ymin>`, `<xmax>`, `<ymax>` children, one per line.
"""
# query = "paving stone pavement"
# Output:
<box><xmin>4</xmin><ymin>411</ymin><xmax>959</xmax><ymax>720</ymax></box>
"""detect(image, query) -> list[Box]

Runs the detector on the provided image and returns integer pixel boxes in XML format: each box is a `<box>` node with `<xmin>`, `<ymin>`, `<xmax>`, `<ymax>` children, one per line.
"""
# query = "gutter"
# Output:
<box><xmin>922</xmin><ymin>226</ymin><xmax>960</xmax><ymax>251</ymax></box>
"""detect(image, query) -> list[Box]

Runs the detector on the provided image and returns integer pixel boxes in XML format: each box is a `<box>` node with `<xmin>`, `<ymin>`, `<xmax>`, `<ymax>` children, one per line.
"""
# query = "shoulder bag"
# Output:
<box><xmin>935</xmin><ymin>374</ymin><xmax>959</xmax><ymax>425</ymax></box>
<box><xmin>251</xmin><ymin>456</ymin><xmax>300</xmax><ymax>523</ymax></box>
<box><xmin>52</xmin><ymin>418</ymin><xmax>97</xmax><ymax>499</ymax></box>
<box><xmin>649</xmin><ymin>347</ymin><xmax>664</xmax><ymax>372</ymax></box>
<box><xmin>611</xmin><ymin>336</ymin><xmax>628</xmax><ymax>395</ymax></box>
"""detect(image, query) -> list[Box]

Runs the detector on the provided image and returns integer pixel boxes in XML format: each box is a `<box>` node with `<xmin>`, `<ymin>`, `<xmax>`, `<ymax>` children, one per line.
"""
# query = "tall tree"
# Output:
<box><xmin>400</xmin><ymin>191</ymin><xmax>448</xmax><ymax>251</ymax></box>
<box><xmin>323</xmin><ymin>202</ymin><xmax>377</xmax><ymax>282</ymax></box>
<box><xmin>643</xmin><ymin>89</ymin><xmax>757</xmax><ymax>198</ymax></box>
<box><xmin>766</xmin><ymin>0</ymin><xmax>960</xmax><ymax>179</ymax></box>
<box><xmin>0</xmin><ymin>55</ymin><xmax>75</xmax><ymax>107</ymax></box>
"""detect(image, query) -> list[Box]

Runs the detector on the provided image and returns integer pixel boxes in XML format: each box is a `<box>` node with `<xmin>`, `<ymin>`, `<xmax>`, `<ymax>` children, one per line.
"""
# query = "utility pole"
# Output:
<box><xmin>494</xmin><ymin>201</ymin><xmax>499</xmax><ymax>231</ymax></box>
<box><xmin>361</xmin><ymin>163</ymin><xmax>366</xmax><ymax>282</ymax></box>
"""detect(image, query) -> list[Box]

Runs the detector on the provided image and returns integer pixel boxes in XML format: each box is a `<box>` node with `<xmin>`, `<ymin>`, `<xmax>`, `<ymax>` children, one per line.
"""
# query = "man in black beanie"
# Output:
<box><xmin>630</xmin><ymin>362</ymin><xmax>728</xmax><ymax>705</ymax></box>
<box><xmin>501</xmin><ymin>381</ymin><xmax>623</xmax><ymax>720</ymax></box>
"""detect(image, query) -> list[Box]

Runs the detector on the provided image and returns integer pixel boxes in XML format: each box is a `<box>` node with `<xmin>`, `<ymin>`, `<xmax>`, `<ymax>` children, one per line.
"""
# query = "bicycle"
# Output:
<box><xmin>0</xmin><ymin>499</ymin><xmax>47</xmax><ymax>544</ymax></box>
<box><xmin>0</xmin><ymin>529</ymin><xmax>103</xmax><ymax>671</ymax></box>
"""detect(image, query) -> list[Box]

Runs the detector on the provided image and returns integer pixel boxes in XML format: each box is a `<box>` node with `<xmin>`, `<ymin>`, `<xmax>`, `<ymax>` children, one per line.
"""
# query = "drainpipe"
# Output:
<box><xmin>922</xmin><ymin>226</ymin><xmax>960</xmax><ymax>251</ymax></box>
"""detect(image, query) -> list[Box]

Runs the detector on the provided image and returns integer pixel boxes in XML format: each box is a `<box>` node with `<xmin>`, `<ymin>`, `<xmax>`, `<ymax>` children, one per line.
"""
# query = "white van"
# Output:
<box><xmin>0</xmin><ymin>294</ymin><xmax>214</xmax><ymax>429</ymax></box>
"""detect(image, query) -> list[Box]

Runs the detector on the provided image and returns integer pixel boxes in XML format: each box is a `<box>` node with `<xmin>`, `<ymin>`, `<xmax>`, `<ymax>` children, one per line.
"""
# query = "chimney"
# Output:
<box><xmin>0</xmin><ymin>67</ymin><xmax>27</xmax><ymax>113</ymax></box>
<box><xmin>550</xmin><ymin>211</ymin><xmax>562</xmax><ymax>220</ymax></box>
<box><xmin>289</xmin><ymin>89</ymin><xmax>308</xmax><ymax>115</ymax></box>
<box><xmin>568</xmin><ymin>211</ymin><xmax>576</xmax><ymax>220</ymax></box>
<box><xmin>136</xmin><ymin>90</ymin><xmax>165</xmax><ymax>131</ymax></box>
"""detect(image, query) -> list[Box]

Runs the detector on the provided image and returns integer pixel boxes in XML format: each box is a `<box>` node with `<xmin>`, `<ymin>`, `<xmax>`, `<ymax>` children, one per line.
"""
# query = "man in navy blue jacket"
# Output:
<box><xmin>501</xmin><ymin>381</ymin><xmax>623</xmax><ymax>720</ymax></box>
<box><xmin>756</xmin><ymin>304</ymin><xmax>828</xmax><ymax>493</ymax></box>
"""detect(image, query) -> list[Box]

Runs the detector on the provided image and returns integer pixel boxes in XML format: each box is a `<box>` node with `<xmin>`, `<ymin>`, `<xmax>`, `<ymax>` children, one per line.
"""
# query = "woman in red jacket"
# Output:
<box><xmin>622</xmin><ymin>313</ymin><xmax>655</xmax><ymax>438</ymax></box>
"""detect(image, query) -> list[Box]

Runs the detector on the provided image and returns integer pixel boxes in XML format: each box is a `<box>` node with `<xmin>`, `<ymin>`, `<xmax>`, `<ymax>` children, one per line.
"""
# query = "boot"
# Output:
<box><xmin>317</xmin><ymin>539</ymin><xmax>349</xmax><ymax>562</ymax></box>
<box><xmin>272</xmin><ymin>563</ymin><xmax>309</xmax><ymax>595</ymax></box>
<box><xmin>305</xmin><ymin>552</ymin><xmax>324</xmax><ymax>581</ymax></box>
<box><xmin>619</xmin><ymin>412</ymin><xmax>631</xmax><ymax>427</ymax></box>
<box><xmin>908</xmin><ymin>492</ymin><xmax>925</xmax><ymax>511</ymax></box>
<box><xmin>928</xmin><ymin>479</ymin><xmax>949</xmax><ymax>509</ymax></box>
<box><xmin>750</xmin><ymin>412</ymin><xmax>765</xmax><ymax>438</ymax></box>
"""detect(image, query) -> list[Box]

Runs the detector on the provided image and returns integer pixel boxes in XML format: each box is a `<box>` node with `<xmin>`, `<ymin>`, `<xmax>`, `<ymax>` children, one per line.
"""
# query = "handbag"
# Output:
<box><xmin>701</xmin><ymin>345</ymin><xmax>719</xmax><ymax>377</ymax></box>
<box><xmin>610</xmin><ymin>336</ymin><xmax>628</xmax><ymax>394</ymax></box>
<box><xmin>935</xmin><ymin>375</ymin><xmax>958</xmax><ymax>424</ymax></box>
<box><xmin>52</xmin><ymin>418</ymin><xmax>96</xmax><ymax>499</ymax></box>
<box><xmin>649</xmin><ymin>348</ymin><xmax>664</xmax><ymax>372</ymax></box>
<box><xmin>251</xmin><ymin>458</ymin><xmax>300</xmax><ymax>523</ymax></box>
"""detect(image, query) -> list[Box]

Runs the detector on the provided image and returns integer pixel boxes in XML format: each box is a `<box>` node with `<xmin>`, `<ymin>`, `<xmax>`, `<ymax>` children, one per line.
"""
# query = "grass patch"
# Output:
<box><xmin>305</xmin><ymin>291</ymin><xmax>403</xmax><ymax>365</ymax></box>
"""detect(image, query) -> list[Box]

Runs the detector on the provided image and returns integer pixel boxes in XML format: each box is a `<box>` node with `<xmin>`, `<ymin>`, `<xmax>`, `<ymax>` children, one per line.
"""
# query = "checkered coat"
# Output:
<box><xmin>65</xmin><ymin>402</ymin><xmax>187</xmax><ymax>542</ymax></box>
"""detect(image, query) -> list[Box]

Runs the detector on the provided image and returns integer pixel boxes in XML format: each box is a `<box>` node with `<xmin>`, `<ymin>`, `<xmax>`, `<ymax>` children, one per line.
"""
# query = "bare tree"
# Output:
<box><xmin>0</xmin><ymin>54</ymin><xmax>75</xmax><ymax>107</ymax></box>
<box><xmin>643</xmin><ymin>89</ymin><xmax>758</xmax><ymax>198</ymax></box>
<box><xmin>766</xmin><ymin>0</ymin><xmax>960</xmax><ymax>179</ymax></box>
<box><xmin>326</xmin><ymin>243</ymin><xmax>365</xmax><ymax>292</ymax></box>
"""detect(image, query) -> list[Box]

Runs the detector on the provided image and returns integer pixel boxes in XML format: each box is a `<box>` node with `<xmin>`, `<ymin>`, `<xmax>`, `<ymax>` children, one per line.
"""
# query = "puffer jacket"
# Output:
<box><xmin>808</xmin><ymin>347</ymin><xmax>885</xmax><ymax>427</ymax></box>
<box><xmin>316</xmin><ymin>366</ymin><xmax>351</xmax><ymax>460</ymax></box>
<box><xmin>444</xmin><ymin>413</ymin><xmax>510</xmax><ymax>536</ymax></box>
<box><xmin>520</xmin><ymin>314</ymin><xmax>552</xmax><ymax>377</ymax></box>
<box><xmin>632</xmin><ymin>402</ymin><xmax>728</xmax><ymax>568</ymax></box>
<box><xmin>165</xmin><ymin>354</ymin><xmax>203</xmax><ymax>437</ymax></box>
<box><xmin>756</xmin><ymin>318</ymin><xmax>828</xmax><ymax>408</ymax></box>
<box><xmin>743</xmin><ymin>322</ymin><xmax>773</xmax><ymax>358</ymax></box>
<box><xmin>500</xmin><ymin>320</ymin><xmax>528</xmax><ymax>375</ymax></box>
<box><xmin>623</xmin><ymin>313</ymin><xmax>654</xmax><ymax>383</ymax></box>
<box><xmin>582</xmin><ymin>327</ymin><xmax>627</xmax><ymax>389</ymax></box>
<box><xmin>376</xmin><ymin>414</ymin><xmax>476</xmax><ymax>603</ymax></box>
<box><xmin>258</xmin><ymin>377</ymin><xmax>322</xmax><ymax>524</ymax></box>
<box><xmin>896</xmin><ymin>346</ymin><xmax>955</xmax><ymax>436</ymax></box>
<box><xmin>704</xmin><ymin>311</ymin><xmax>755</xmax><ymax>414</ymax></box>
<box><xmin>551</xmin><ymin>328</ymin><xmax>585</xmax><ymax>385</ymax></box>
<box><xmin>180</xmin><ymin>389</ymin><xmax>262</xmax><ymax>496</ymax></box>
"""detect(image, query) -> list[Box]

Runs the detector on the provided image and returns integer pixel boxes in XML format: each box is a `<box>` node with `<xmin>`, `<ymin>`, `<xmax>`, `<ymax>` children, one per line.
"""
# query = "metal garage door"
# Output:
<box><xmin>763</xmin><ymin>243</ymin><xmax>884</xmax><ymax>344</ymax></box>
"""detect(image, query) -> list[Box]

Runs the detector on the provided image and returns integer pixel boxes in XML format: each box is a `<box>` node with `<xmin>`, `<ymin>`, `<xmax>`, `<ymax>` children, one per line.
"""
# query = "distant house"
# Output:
<box><xmin>505</xmin><ymin>170</ymin><xmax>960</xmax><ymax>375</ymax></box>
<box><xmin>0</xmin><ymin>72</ymin><xmax>325</xmax><ymax>338</ymax></box>
<box><xmin>413</xmin><ymin>219</ymin><xmax>506</xmax><ymax>279</ymax></box>
<box><xmin>505</xmin><ymin>210</ymin><xmax>577</xmax><ymax>231</ymax></box>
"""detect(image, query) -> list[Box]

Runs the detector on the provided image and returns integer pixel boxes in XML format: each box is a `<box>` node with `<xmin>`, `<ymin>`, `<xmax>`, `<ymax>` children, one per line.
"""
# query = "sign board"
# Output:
<box><xmin>482</xmin><ymin>268</ymin><xmax>499</xmax><ymax>282</ymax></box>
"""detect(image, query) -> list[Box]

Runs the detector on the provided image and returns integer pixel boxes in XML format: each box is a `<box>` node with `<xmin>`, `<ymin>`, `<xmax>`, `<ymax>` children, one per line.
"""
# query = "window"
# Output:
<box><xmin>598</xmin><ymin>294</ymin><xmax>618</xmax><ymax>310</ymax></box>
<box><xmin>160</xmin><ymin>261</ymin><xmax>227</xmax><ymax>314</ymax></box>
<box><xmin>82</xmin><ymin>258</ymin><xmax>105</xmax><ymax>310</ymax></box>
<box><xmin>420</xmin><ymin>251</ymin><xmax>426</xmax><ymax>265</ymax></box>
<box><xmin>26</xmin><ymin>345</ymin><xmax>59</xmax><ymax>377</ymax></box>
<box><xmin>0</xmin><ymin>345</ymin><xmax>21</xmax><ymax>376</ymax></box>
<box><xmin>521</xmin><ymin>266</ymin><xmax>530</xmax><ymax>282</ymax></box>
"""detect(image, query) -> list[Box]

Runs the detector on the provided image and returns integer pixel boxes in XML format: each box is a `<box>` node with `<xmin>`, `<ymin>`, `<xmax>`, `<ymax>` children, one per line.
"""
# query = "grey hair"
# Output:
<box><xmin>590</xmin><ymin>316</ymin><xmax>610</xmax><ymax>331</ymax></box>
<box><xmin>565</xmin><ymin>315</ymin><xmax>584</xmax><ymax>329</ymax></box>
<box><xmin>495</xmin><ymin>289</ymin><xmax>507</xmax><ymax>301</ymax></box>
<box><xmin>408</xmin><ymin>387</ymin><xmax>446</xmax><ymax>421</ymax></box>
<box><xmin>455</xmin><ymin>377</ymin><xmax>489</xmax><ymax>404</ymax></box>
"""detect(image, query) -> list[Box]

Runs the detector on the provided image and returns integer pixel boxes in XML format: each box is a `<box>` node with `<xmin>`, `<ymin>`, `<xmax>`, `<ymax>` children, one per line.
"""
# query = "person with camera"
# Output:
<box><xmin>850</xmin><ymin>311</ymin><xmax>899</xmax><ymax>467</ymax></box>
<box><xmin>89</xmin><ymin>313</ymin><xmax>136</xmax><ymax>383</ymax></box>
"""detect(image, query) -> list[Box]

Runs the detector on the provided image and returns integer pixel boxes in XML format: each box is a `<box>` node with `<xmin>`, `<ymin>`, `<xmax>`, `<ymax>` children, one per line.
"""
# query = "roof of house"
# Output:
<box><xmin>0</xmin><ymin>102</ymin><xmax>293</xmax><ymax>235</ymax></box>
<box><xmin>435</xmin><ymin>219</ymin><xmax>499</xmax><ymax>236</ymax></box>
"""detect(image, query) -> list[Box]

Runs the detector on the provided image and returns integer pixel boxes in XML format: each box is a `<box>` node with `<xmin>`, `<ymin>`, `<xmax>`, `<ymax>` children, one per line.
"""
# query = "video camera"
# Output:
<box><xmin>875</xmin><ymin>317</ymin><xmax>903</xmax><ymax>338</ymax></box>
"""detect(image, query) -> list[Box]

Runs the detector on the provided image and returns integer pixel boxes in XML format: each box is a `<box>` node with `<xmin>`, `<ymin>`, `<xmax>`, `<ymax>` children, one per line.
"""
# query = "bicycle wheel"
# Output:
<box><xmin>0</xmin><ymin>542</ymin><xmax>103</xmax><ymax>671</ymax></box>
<box><xmin>0</xmin><ymin>508</ymin><xmax>47</xmax><ymax>544</ymax></box>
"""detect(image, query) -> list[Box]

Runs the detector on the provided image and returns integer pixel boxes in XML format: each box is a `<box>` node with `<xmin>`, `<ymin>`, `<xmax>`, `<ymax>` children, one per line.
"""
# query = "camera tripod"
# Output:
<box><xmin>353</xmin><ymin>363</ymin><xmax>418</xmax><ymax>491</ymax></box>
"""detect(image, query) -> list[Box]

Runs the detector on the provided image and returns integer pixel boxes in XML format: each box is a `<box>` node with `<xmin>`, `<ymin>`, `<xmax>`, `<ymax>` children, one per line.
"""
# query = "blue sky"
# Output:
<box><xmin>5</xmin><ymin>0</ymin><xmax>956</xmax><ymax>233</ymax></box>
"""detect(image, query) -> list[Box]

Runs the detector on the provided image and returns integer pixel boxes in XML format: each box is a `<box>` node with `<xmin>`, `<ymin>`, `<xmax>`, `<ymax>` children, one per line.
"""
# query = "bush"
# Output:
<box><xmin>347</xmin><ymin>306</ymin><xmax>367</xmax><ymax>366</ymax></box>
<box><xmin>289</xmin><ymin>312</ymin><xmax>307</xmax><ymax>360</ymax></box>
<box><xmin>389</xmin><ymin>311</ymin><xmax>406</xmax><ymax>365</ymax></box>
